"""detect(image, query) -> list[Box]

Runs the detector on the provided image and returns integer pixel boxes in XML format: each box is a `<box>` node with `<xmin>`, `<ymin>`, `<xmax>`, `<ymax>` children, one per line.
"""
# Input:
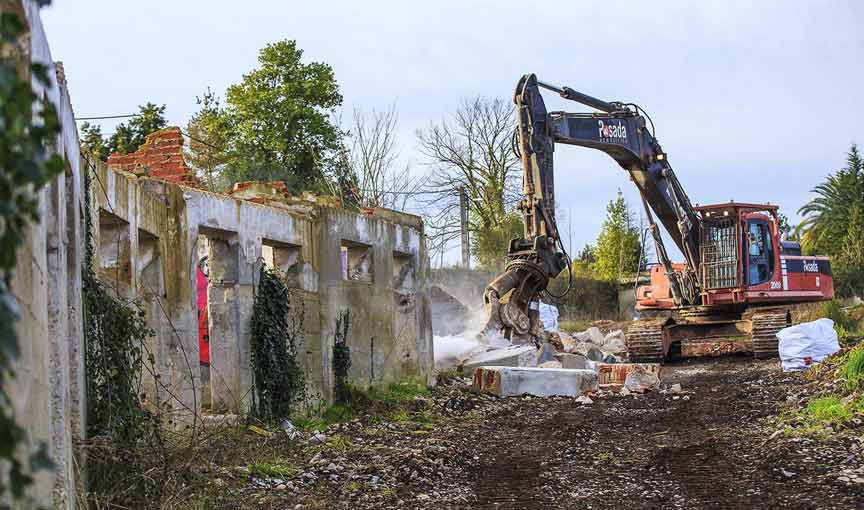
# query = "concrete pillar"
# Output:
<box><xmin>207</xmin><ymin>237</ymin><xmax>243</xmax><ymax>413</ymax></box>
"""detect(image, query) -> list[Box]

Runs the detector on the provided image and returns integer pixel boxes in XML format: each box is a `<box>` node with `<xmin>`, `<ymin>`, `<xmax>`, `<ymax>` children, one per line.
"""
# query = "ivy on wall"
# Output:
<box><xmin>333</xmin><ymin>310</ymin><xmax>352</xmax><ymax>405</ymax></box>
<box><xmin>0</xmin><ymin>1</ymin><xmax>64</xmax><ymax>499</ymax></box>
<box><xmin>250</xmin><ymin>266</ymin><xmax>305</xmax><ymax>421</ymax></box>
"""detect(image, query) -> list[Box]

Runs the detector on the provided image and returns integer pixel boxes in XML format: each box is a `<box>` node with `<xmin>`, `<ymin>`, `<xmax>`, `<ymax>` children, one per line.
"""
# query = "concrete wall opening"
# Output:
<box><xmin>137</xmin><ymin>230</ymin><xmax>164</xmax><ymax>404</ymax></box>
<box><xmin>341</xmin><ymin>240</ymin><xmax>374</xmax><ymax>283</ymax></box>
<box><xmin>97</xmin><ymin>209</ymin><xmax>132</xmax><ymax>288</ymax></box>
<box><xmin>262</xmin><ymin>239</ymin><xmax>302</xmax><ymax>288</ymax></box>
<box><xmin>392</xmin><ymin>251</ymin><xmax>415</xmax><ymax>292</ymax></box>
<box><xmin>195</xmin><ymin>234</ymin><xmax>211</xmax><ymax>409</ymax></box>
<box><xmin>198</xmin><ymin>227</ymin><xmax>242</xmax><ymax>413</ymax></box>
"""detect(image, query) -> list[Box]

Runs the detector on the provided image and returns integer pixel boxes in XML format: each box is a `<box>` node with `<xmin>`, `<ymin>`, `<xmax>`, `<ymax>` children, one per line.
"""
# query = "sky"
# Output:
<box><xmin>42</xmin><ymin>0</ymin><xmax>864</xmax><ymax>266</ymax></box>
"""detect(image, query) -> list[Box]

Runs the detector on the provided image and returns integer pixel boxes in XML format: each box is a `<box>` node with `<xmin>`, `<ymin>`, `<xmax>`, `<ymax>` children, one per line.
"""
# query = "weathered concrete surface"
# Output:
<box><xmin>461</xmin><ymin>345</ymin><xmax>537</xmax><ymax>373</ymax></box>
<box><xmin>473</xmin><ymin>367</ymin><xmax>598</xmax><ymax>397</ymax></box>
<box><xmin>91</xmin><ymin>149</ymin><xmax>434</xmax><ymax>413</ymax></box>
<box><xmin>4</xmin><ymin>3</ymin><xmax>86</xmax><ymax>507</ymax></box>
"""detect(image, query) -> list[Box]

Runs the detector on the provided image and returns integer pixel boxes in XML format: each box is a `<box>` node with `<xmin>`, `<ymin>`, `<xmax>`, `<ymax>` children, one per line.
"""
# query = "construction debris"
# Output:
<box><xmin>461</xmin><ymin>345</ymin><xmax>537</xmax><ymax>372</ymax></box>
<box><xmin>623</xmin><ymin>364</ymin><xmax>662</xmax><ymax>393</ymax></box>
<box><xmin>472</xmin><ymin>366</ymin><xmax>598</xmax><ymax>397</ymax></box>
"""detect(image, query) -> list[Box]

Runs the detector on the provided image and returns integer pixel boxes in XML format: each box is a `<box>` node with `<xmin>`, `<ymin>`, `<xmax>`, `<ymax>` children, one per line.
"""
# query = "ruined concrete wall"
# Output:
<box><xmin>91</xmin><ymin>162</ymin><xmax>433</xmax><ymax>415</ymax></box>
<box><xmin>4</xmin><ymin>2</ymin><xmax>85</xmax><ymax>508</ymax></box>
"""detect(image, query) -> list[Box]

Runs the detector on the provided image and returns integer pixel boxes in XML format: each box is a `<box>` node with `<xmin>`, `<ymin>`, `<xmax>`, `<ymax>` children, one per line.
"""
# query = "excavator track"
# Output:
<box><xmin>625</xmin><ymin>318</ymin><xmax>668</xmax><ymax>363</ymax></box>
<box><xmin>748</xmin><ymin>309</ymin><xmax>790</xmax><ymax>359</ymax></box>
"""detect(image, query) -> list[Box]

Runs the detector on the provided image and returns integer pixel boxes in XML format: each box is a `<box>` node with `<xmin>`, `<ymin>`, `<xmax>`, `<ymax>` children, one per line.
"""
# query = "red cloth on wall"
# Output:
<box><xmin>196</xmin><ymin>267</ymin><xmax>210</xmax><ymax>365</ymax></box>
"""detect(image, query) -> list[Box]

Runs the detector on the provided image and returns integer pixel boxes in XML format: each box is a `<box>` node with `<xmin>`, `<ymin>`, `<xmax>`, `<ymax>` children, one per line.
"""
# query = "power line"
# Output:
<box><xmin>75</xmin><ymin>113</ymin><xmax>140</xmax><ymax>121</ymax></box>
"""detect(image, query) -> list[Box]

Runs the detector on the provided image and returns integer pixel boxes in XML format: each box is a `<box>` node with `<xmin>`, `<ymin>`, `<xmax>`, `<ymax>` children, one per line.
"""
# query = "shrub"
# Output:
<box><xmin>806</xmin><ymin>397</ymin><xmax>852</xmax><ymax>423</ymax></box>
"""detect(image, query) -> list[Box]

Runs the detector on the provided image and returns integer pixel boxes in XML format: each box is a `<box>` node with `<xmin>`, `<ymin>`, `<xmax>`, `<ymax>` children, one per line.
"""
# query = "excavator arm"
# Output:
<box><xmin>482</xmin><ymin>74</ymin><xmax>702</xmax><ymax>344</ymax></box>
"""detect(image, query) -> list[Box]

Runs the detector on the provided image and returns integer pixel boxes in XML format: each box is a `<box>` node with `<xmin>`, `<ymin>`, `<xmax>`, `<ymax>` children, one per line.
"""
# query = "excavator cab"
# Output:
<box><xmin>637</xmin><ymin>203</ymin><xmax>833</xmax><ymax>311</ymax></box>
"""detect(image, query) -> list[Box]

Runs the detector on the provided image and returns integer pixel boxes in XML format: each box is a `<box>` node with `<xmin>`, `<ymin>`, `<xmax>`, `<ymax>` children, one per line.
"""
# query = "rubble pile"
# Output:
<box><xmin>455</xmin><ymin>309</ymin><xmax>664</xmax><ymax>398</ymax></box>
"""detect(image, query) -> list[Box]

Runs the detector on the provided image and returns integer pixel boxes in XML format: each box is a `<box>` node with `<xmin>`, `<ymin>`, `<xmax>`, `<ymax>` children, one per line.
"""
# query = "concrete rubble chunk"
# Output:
<box><xmin>537</xmin><ymin>342</ymin><xmax>557</xmax><ymax>364</ymax></box>
<box><xmin>472</xmin><ymin>366</ymin><xmax>598</xmax><ymax>397</ymax></box>
<box><xmin>550</xmin><ymin>331</ymin><xmax>578</xmax><ymax>353</ymax></box>
<box><xmin>555</xmin><ymin>353</ymin><xmax>590</xmax><ymax>370</ymax></box>
<box><xmin>597</xmin><ymin>363</ymin><xmax>662</xmax><ymax>387</ymax></box>
<box><xmin>573</xmin><ymin>342</ymin><xmax>605</xmax><ymax>362</ymax></box>
<box><xmin>573</xmin><ymin>327</ymin><xmax>606</xmax><ymax>346</ymax></box>
<box><xmin>623</xmin><ymin>364</ymin><xmax>662</xmax><ymax>393</ymax></box>
<box><xmin>602</xmin><ymin>330</ymin><xmax>627</xmax><ymax>354</ymax></box>
<box><xmin>461</xmin><ymin>345</ymin><xmax>537</xmax><ymax>372</ymax></box>
<box><xmin>574</xmin><ymin>395</ymin><xmax>594</xmax><ymax>405</ymax></box>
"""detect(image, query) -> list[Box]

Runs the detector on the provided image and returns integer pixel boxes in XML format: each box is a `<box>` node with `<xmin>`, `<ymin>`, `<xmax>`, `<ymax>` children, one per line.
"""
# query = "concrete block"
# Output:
<box><xmin>596</xmin><ymin>363</ymin><xmax>662</xmax><ymax>386</ymax></box>
<box><xmin>472</xmin><ymin>366</ymin><xmax>598</xmax><ymax>397</ymax></box>
<box><xmin>461</xmin><ymin>345</ymin><xmax>537</xmax><ymax>372</ymax></box>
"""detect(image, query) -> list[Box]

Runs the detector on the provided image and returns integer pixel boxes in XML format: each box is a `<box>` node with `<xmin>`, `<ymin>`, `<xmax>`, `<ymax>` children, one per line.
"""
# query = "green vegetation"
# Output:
<box><xmin>841</xmin><ymin>347</ymin><xmax>864</xmax><ymax>390</ymax></box>
<box><xmin>80</xmin><ymin>102</ymin><xmax>168</xmax><ymax>158</ymax></box>
<box><xmin>805</xmin><ymin>397</ymin><xmax>854</xmax><ymax>423</ymax></box>
<box><xmin>249</xmin><ymin>461</ymin><xmax>301</xmax><ymax>479</ymax></box>
<box><xmin>249</xmin><ymin>266</ymin><xmax>305</xmax><ymax>421</ymax></box>
<box><xmin>592</xmin><ymin>191</ymin><xmax>642</xmax><ymax>282</ymax></box>
<box><xmin>416</xmin><ymin>97</ymin><xmax>520</xmax><ymax>270</ymax></box>
<box><xmin>558</xmin><ymin>320</ymin><xmax>592</xmax><ymax>333</ymax></box>
<box><xmin>366</xmin><ymin>379</ymin><xmax>428</xmax><ymax>406</ymax></box>
<box><xmin>797</xmin><ymin>144</ymin><xmax>864</xmax><ymax>298</ymax></box>
<box><xmin>186</xmin><ymin>40</ymin><xmax>344</xmax><ymax>192</ymax></box>
<box><xmin>333</xmin><ymin>310</ymin><xmax>352</xmax><ymax>405</ymax></box>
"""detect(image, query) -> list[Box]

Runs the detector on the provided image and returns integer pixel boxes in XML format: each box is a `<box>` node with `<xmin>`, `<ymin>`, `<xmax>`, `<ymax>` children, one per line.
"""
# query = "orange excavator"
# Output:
<box><xmin>482</xmin><ymin>74</ymin><xmax>833</xmax><ymax>363</ymax></box>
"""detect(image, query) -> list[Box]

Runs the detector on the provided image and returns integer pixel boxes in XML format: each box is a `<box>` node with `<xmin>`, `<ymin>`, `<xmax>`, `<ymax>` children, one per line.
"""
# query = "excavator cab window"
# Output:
<box><xmin>747</xmin><ymin>220</ymin><xmax>774</xmax><ymax>286</ymax></box>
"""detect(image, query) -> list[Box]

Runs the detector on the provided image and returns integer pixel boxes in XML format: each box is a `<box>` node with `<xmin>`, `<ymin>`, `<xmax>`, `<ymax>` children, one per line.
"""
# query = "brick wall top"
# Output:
<box><xmin>107</xmin><ymin>127</ymin><xmax>197</xmax><ymax>185</ymax></box>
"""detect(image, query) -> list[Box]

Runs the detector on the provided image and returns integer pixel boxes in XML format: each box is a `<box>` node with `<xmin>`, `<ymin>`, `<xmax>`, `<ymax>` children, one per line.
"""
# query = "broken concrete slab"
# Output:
<box><xmin>461</xmin><ymin>345</ymin><xmax>537</xmax><ymax>372</ymax></box>
<box><xmin>472</xmin><ymin>366</ymin><xmax>598</xmax><ymax>397</ymax></box>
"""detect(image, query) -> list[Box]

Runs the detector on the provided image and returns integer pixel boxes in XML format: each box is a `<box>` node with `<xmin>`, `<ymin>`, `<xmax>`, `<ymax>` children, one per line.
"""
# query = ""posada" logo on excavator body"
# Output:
<box><xmin>598</xmin><ymin>120</ymin><xmax>627</xmax><ymax>141</ymax></box>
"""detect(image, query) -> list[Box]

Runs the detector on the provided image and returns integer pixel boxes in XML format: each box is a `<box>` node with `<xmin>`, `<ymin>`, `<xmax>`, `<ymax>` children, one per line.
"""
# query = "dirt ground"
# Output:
<box><xmin>216</xmin><ymin>358</ymin><xmax>864</xmax><ymax>510</ymax></box>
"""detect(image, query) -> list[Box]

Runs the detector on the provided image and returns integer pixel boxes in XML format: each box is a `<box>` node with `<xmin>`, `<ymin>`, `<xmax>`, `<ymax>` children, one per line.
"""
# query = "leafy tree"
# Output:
<box><xmin>219</xmin><ymin>40</ymin><xmax>343</xmax><ymax>191</ymax></box>
<box><xmin>797</xmin><ymin>144</ymin><xmax>864</xmax><ymax>256</ymax></box>
<box><xmin>777</xmin><ymin>212</ymin><xmax>793</xmax><ymax>237</ymax></box>
<box><xmin>834</xmin><ymin>204</ymin><xmax>864</xmax><ymax>298</ymax></box>
<box><xmin>185</xmin><ymin>88</ymin><xmax>232</xmax><ymax>190</ymax></box>
<box><xmin>592</xmin><ymin>191</ymin><xmax>641</xmax><ymax>281</ymax></box>
<box><xmin>797</xmin><ymin>144</ymin><xmax>864</xmax><ymax>297</ymax></box>
<box><xmin>79</xmin><ymin>103</ymin><xmax>168</xmax><ymax>160</ymax></box>
<box><xmin>108</xmin><ymin>102</ymin><xmax>167</xmax><ymax>155</ymax></box>
<box><xmin>471</xmin><ymin>211</ymin><xmax>523</xmax><ymax>269</ymax></box>
<box><xmin>572</xmin><ymin>244</ymin><xmax>596</xmax><ymax>276</ymax></box>
<box><xmin>79</xmin><ymin>122</ymin><xmax>109</xmax><ymax>160</ymax></box>
<box><xmin>417</xmin><ymin>97</ymin><xmax>520</xmax><ymax>261</ymax></box>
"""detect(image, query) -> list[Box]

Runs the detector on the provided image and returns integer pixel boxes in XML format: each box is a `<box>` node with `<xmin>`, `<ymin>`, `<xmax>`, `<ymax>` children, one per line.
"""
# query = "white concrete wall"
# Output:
<box><xmin>90</xmin><ymin>165</ymin><xmax>434</xmax><ymax>416</ymax></box>
<box><xmin>4</xmin><ymin>2</ymin><xmax>85</xmax><ymax>508</ymax></box>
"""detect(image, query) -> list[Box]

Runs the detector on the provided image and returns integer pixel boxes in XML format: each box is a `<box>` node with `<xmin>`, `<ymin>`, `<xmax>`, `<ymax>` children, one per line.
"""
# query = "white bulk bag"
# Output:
<box><xmin>777</xmin><ymin>318</ymin><xmax>840</xmax><ymax>372</ymax></box>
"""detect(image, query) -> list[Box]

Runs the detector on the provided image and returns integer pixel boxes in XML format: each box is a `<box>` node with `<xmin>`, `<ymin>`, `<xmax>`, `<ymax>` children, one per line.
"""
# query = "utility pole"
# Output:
<box><xmin>458</xmin><ymin>186</ymin><xmax>470</xmax><ymax>269</ymax></box>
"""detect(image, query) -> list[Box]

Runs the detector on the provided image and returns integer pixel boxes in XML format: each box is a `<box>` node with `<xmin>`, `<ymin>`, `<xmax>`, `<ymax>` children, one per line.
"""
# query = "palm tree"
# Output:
<box><xmin>796</xmin><ymin>144</ymin><xmax>864</xmax><ymax>256</ymax></box>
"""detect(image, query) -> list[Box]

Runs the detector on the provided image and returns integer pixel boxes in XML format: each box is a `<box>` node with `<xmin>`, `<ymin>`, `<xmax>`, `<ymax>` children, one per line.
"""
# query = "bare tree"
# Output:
<box><xmin>337</xmin><ymin>105</ymin><xmax>423</xmax><ymax>212</ymax></box>
<box><xmin>416</xmin><ymin>96</ymin><xmax>520</xmax><ymax>263</ymax></box>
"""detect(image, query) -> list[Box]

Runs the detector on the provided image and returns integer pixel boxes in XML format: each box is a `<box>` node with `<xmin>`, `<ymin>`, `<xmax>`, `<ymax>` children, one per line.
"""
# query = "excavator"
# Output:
<box><xmin>482</xmin><ymin>73</ymin><xmax>834</xmax><ymax>363</ymax></box>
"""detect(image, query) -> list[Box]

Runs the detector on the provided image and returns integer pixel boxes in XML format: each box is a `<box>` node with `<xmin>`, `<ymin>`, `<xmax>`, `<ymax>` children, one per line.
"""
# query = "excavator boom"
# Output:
<box><xmin>482</xmin><ymin>74</ymin><xmax>703</xmax><ymax>344</ymax></box>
